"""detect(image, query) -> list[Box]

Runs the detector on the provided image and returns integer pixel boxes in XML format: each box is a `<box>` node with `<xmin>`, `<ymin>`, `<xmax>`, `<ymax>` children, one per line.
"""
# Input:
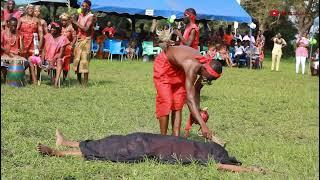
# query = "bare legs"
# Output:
<box><xmin>37</xmin><ymin>129</ymin><xmax>82</xmax><ymax>157</ymax></box>
<box><xmin>159</xmin><ymin>110</ymin><xmax>182</xmax><ymax>136</ymax></box>
<box><xmin>76</xmin><ymin>72</ymin><xmax>88</xmax><ymax>87</ymax></box>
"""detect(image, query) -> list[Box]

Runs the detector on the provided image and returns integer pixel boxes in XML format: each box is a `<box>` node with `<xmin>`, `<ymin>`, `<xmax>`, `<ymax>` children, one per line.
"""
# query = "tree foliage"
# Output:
<box><xmin>287</xmin><ymin>0</ymin><xmax>319</xmax><ymax>35</ymax></box>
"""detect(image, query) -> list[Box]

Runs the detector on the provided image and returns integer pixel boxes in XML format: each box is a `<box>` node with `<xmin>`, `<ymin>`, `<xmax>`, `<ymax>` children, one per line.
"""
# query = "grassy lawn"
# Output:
<box><xmin>1</xmin><ymin>57</ymin><xmax>319</xmax><ymax>179</ymax></box>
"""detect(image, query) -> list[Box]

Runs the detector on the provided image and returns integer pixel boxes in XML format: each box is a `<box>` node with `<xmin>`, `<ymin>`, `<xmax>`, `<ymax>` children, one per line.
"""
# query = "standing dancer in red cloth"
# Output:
<box><xmin>60</xmin><ymin>13</ymin><xmax>77</xmax><ymax>82</ymax></box>
<box><xmin>154</xmin><ymin>8</ymin><xmax>202</xmax><ymax>138</ymax></box>
<box><xmin>154</xmin><ymin>44</ymin><xmax>222</xmax><ymax>140</ymax></box>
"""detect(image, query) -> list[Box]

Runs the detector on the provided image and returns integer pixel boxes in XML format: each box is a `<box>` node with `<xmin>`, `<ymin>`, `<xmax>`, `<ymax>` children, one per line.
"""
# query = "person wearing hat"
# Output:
<box><xmin>271</xmin><ymin>33</ymin><xmax>287</xmax><ymax>71</ymax></box>
<box><xmin>71</xmin><ymin>0</ymin><xmax>94</xmax><ymax>87</ymax></box>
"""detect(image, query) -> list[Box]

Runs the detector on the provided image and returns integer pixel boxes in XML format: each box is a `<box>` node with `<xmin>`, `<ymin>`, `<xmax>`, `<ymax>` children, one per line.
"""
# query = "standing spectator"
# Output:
<box><xmin>271</xmin><ymin>33</ymin><xmax>287</xmax><ymax>71</ymax></box>
<box><xmin>223</xmin><ymin>25</ymin><xmax>233</xmax><ymax>48</ymax></box>
<box><xmin>256</xmin><ymin>30</ymin><xmax>265</xmax><ymax>50</ymax></box>
<box><xmin>34</xmin><ymin>5</ymin><xmax>48</xmax><ymax>35</ymax></box>
<box><xmin>102</xmin><ymin>21</ymin><xmax>116</xmax><ymax>38</ymax></box>
<box><xmin>256</xmin><ymin>30</ymin><xmax>265</xmax><ymax>63</ymax></box>
<box><xmin>295</xmin><ymin>33</ymin><xmax>309</xmax><ymax>74</ymax></box>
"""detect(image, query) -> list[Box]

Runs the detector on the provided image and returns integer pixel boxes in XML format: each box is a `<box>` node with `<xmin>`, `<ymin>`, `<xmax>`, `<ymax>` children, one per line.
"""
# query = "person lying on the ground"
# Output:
<box><xmin>37</xmin><ymin>129</ymin><xmax>265</xmax><ymax>173</ymax></box>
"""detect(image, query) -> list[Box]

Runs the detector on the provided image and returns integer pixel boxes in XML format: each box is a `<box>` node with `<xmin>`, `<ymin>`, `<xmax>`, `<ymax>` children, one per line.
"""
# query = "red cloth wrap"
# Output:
<box><xmin>63</xmin><ymin>45</ymin><xmax>72</xmax><ymax>71</ymax></box>
<box><xmin>153</xmin><ymin>53</ymin><xmax>212</xmax><ymax>118</ymax></box>
<box><xmin>20</xmin><ymin>21</ymin><xmax>38</xmax><ymax>57</ymax></box>
<box><xmin>181</xmin><ymin>23</ymin><xmax>199</xmax><ymax>50</ymax></box>
<box><xmin>154</xmin><ymin>52</ymin><xmax>186</xmax><ymax>118</ymax></box>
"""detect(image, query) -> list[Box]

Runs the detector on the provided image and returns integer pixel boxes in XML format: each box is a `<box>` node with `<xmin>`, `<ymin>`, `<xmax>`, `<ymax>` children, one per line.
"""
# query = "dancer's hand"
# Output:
<box><xmin>201</xmin><ymin>125</ymin><xmax>212</xmax><ymax>140</ymax></box>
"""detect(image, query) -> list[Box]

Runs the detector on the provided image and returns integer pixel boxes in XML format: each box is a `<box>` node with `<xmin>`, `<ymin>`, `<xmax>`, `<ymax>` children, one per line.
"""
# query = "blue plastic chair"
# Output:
<box><xmin>103</xmin><ymin>39</ymin><xmax>112</xmax><ymax>54</ymax></box>
<box><xmin>108</xmin><ymin>40</ymin><xmax>125</xmax><ymax>61</ymax></box>
<box><xmin>142</xmin><ymin>41</ymin><xmax>162</xmax><ymax>56</ymax></box>
<box><xmin>91</xmin><ymin>41</ymin><xmax>99</xmax><ymax>58</ymax></box>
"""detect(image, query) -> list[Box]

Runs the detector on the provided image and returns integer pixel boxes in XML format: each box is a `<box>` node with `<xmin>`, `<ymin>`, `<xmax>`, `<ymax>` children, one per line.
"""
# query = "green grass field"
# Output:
<box><xmin>1</xmin><ymin>57</ymin><xmax>319</xmax><ymax>179</ymax></box>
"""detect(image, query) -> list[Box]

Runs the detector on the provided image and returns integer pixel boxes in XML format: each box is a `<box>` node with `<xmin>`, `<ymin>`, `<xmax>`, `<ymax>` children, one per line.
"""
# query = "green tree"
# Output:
<box><xmin>287</xmin><ymin>0</ymin><xmax>319</xmax><ymax>35</ymax></box>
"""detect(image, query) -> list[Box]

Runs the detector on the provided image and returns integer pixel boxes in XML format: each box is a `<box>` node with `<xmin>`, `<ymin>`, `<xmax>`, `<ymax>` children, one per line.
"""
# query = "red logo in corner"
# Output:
<box><xmin>269</xmin><ymin>9</ymin><xmax>280</xmax><ymax>17</ymax></box>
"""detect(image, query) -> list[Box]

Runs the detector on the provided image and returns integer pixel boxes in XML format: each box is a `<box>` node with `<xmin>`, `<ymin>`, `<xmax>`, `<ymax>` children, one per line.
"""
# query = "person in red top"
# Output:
<box><xmin>223</xmin><ymin>26</ymin><xmax>233</xmax><ymax>47</ymax></box>
<box><xmin>41</xmin><ymin>22</ymin><xmax>70</xmax><ymax>88</ymax></box>
<box><xmin>60</xmin><ymin>13</ymin><xmax>77</xmax><ymax>82</ymax></box>
<box><xmin>174</xmin><ymin>8</ymin><xmax>199</xmax><ymax>49</ymax></box>
<box><xmin>102</xmin><ymin>21</ymin><xmax>116</xmax><ymax>38</ymax></box>
<box><xmin>3</xmin><ymin>0</ymin><xmax>22</xmax><ymax>27</ymax></box>
<box><xmin>17</xmin><ymin>4</ymin><xmax>43</xmax><ymax>85</ymax></box>
<box><xmin>71</xmin><ymin>0</ymin><xmax>94</xmax><ymax>87</ymax></box>
<box><xmin>1</xmin><ymin>17</ymin><xmax>25</xmax><ymax>82</ymax></box>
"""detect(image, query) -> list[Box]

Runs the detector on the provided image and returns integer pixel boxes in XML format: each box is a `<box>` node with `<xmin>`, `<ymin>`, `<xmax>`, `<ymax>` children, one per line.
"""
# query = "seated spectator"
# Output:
<box><xmin>95</xmin><ymin>30</ymin><xmax>106</xmax><ymax>59</ymax></box>
<box><xmin>41</xmin><ymin>22</ymin><xmax>70</xmax><ymax>88</ymax></box>
<box><xmin>204</xmin><ymin>44</ymin><xmax>216</xmax><ymax>59</ymax></box>
<box><xmin>1</xmin><ymin>17</ymin><xmax>25</xmax><ymax>82</ymax></box>
<box><xmin>228</xmin><ymin>39</ymin><xmax>236</xmax><ymax>63</ymax></box>
<box><xmin>233</xmin><ymin>39</ymin><xmax>246</xmax><ymax>67</ymax></box>
<box><xmin>245</xmin><ymin>42</ymin><xmax>261</xmax><ymax>69</ymax></box>
<box><xmin>102</xmin><ymin>21</ymin><xmax>116</xmax><ymax>38</ymax></box>
<box><xmin>211</xmin><ymin>44</ymin><xmax>233</xmax><ymax>67</ymax></box>
<box><xmin>126</xmin><ymin>40</ymin><xmax>137</xmax><ymax>59</ymax></box>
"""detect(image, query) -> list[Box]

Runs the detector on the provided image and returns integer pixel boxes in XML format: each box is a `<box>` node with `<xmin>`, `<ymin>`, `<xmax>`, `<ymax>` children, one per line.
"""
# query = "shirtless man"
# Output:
<box><xmin>154</xmin><ymin>44</ymin><xmax>222</xmax><ymax>139</ymax></box>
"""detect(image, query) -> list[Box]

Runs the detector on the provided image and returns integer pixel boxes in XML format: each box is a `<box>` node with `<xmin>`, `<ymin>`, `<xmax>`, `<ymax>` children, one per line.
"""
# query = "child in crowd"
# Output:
<box><xmin>126</xmin><ymin>40</ymin><xmax>137</xmax><ymax>60</ymax></box>
<box><xmin>41</xmin><ymin>22</ymin><xmax>70</xmax><ymax>88</ymax></box>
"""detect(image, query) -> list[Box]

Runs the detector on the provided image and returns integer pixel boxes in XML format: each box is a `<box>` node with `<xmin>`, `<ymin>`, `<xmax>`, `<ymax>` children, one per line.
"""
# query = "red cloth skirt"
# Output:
<box><xmin>63</xmin><ymin>45</ymin><xmax>72</xmax><ymax>71</ymax></box>
<box><xmin>153</xmin><ymin>52</ymin><xmax>211</xmax><ymax>118</ymax></box>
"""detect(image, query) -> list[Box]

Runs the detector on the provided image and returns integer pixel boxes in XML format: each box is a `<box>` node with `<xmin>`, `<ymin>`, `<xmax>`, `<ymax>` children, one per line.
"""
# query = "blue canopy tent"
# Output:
<box><xmin>78</xmin><ymin>0</ymin><xmax>252</xmax><ymax>23</ymax></box>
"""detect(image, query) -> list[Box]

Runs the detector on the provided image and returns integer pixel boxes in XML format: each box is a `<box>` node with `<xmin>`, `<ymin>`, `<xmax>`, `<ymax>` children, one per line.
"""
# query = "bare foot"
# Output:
<box><xmin>37</xmin><ymin>143</ymin><xmax>55</xmax><ymax>156</ymax></box>
<box><xmin>56</xmin><ymin>128</ymin><xmax>65</xmax><ymax>146</ymax></box>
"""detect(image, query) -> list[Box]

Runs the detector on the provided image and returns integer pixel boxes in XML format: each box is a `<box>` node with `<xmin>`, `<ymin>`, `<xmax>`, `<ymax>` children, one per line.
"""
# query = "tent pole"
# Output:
<box><xmin>132</xmin><ymin>17</ymin><xmax>136</xmax><ymax>33</ymax></box>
